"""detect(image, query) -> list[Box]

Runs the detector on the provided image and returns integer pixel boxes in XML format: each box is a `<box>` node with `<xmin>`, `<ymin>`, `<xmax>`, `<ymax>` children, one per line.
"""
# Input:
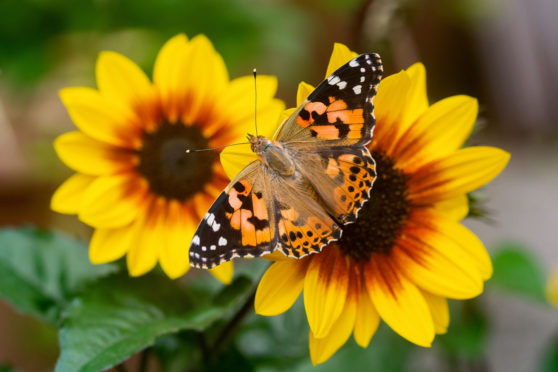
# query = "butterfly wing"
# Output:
<box><xmin>274</xmin><ymin>53</ymin><xmax>383</xmax><ymax>147</ymax></box>
<box><xmin>294</xmin><ymin>146</ymin><xmax>376</xmax><ymax>224</ymax></box>
<box><xmin>279</xmin><ymin>53</ymin><xmax>383</xmax><ymax>224</ymax></box>
<box><xmin>189</xmin><ymin>161</ymin><xmax>275</xmax><ymax>269</ymax></box>
<box><xmin>189</xmin><ymin>161</ymin><xmax>342</xmax><ymax>268</ymax></box>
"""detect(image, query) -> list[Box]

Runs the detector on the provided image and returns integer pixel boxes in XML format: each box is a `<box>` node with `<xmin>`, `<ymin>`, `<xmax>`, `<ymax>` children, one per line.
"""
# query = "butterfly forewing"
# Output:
<box><xmin>275</xmin><ymin>53</ymin><xmax>383</xmax><ymax>147</ymax></box>
<box><xmin>189</xmin><ymin>162</ymin><xmax>277</xmax><ymax>268</ymax></box>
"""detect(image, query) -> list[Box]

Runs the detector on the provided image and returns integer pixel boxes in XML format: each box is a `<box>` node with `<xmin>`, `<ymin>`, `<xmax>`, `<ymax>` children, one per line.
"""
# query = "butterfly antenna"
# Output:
<box><xmin>253</xmin><ymin>68</ymin><xmax>259</xmax><ymax>137</ymax></box>
<box><xmin>185</xmin><ymin>142</ymin><xmax>250</xmax><ymax>153</ymax></box>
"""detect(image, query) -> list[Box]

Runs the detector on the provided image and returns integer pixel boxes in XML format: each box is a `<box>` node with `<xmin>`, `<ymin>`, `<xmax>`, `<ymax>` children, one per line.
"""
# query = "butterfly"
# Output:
<box><xmin>189</xmin><ymin>53</ymin><xmax>383</xmax><ymax>269</ymax></box>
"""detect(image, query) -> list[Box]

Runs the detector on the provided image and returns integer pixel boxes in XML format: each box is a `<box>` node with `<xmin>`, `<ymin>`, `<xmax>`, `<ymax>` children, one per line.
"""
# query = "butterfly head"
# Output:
<box><xmin>247</xmin><ymin>133</ymin><xmax>271</xmax><ymax>154</ymax></box>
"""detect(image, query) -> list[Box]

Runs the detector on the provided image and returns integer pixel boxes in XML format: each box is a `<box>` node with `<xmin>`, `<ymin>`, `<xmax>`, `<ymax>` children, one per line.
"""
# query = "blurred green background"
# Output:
<box><xmin>1</xmin><ymin>0</ymin><xmax>557</xmax><ymax>371</ymax></box>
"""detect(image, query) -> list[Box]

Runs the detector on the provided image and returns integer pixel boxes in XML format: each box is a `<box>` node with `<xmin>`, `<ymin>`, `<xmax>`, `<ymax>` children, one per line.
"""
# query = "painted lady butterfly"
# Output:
<box><xmin>190</xmin><ymin>53</ymin><xmax>383</xmax><ymax>268</ymax></box>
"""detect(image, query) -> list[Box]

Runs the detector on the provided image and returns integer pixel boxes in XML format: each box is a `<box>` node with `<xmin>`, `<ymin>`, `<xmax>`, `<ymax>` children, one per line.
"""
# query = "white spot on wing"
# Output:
<box><xmin>328</xmin><ymin>75</ymin><xmax>340</xmax><ymax>85</ymax></box>
<box><xmin>360</xmin><ymin>76</ymin><xmax>365</xmax><ymax>82</ymax></box>
<box><xmin>201</xmin><ymin>246</ymin><xmax>207</xmax><ymax>251</ymax></box>
<box><xmin>337</xmin><ymin>81</ymin><xmax>347</xmax><ymax>90</ymax></box>
<box><xmin>218</xmin><ymin>237</ymin><xmax>228</xmax><ymax>246</ymax></box>
<box><xmin>192</xmin><ymin>235</ymin><xmax>200</xmax><ymax>245</ymax></box>
<box><xmin>210</xmin><ymin>245</ymin><xmax>216</xmax><ymax>251</ymax></box>
<box><xmin>212</xmin><ymin>222</ymin><xmax>221</xmax><ymax>232</ymax></box>
<box><xmin>360</xmin><ymin>67</ymin><xmax>365</xmax><ymax>73</ymax></box>
<box><xmin>349</xmin><ymin>59</ymin><xmax>359</xmax><ymax>67</ymax></box>
<box><xmin>353</xmin><ymin>85</ymin><xmax>362</xmax><ymax>94</ymax></box>
<box><xmin>206</xmin><ymin>213</ymin><xmax>215</xmax><ymax>226</ymax></box>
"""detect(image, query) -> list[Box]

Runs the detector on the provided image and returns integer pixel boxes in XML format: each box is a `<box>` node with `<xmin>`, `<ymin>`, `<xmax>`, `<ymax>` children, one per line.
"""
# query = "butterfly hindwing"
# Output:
<box><xmin>275</xmin><ymin>53</ymin><xmax>382</xmax><ymax>146</ymax></box>
<box><xmin>268</xmin><ymin>174</ymin><xmax>342</xmax><ymax>258</ymax></box>
<box><xmin>295</xmin><ymin>146</ymin><xmax>376</xmax><ymax>224</ymax></box>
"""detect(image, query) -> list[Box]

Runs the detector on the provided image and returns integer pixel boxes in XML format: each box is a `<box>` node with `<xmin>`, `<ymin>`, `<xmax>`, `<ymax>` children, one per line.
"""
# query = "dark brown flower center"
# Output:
<box><xmin>337</xmin><ymin>150</ymin><xmax>410</xmax><ymax>261</ymax></box>
<box><xmin>136</xmin><ymin>122</ymin><xmax>215</xmax><ymax>201</ymax></box>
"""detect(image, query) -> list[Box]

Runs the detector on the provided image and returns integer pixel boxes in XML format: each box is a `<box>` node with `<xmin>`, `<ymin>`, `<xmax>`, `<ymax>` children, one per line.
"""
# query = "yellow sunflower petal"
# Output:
<box><xmin>255</xmin><ymin>259</ymin><xmax>309</xmax><ymax>316</ymax></box>
<box><xmin>409</xmin><ymin>146</ymin><xmax>510</xmax><ymax>205</ymax></box>
<box><xmin>220</xmin><ymin>148</ymin><xmax>258</xmax><ymax>181</ymax></box>
<box><xmin>432</xmin><ymin>194</ymin><xmax>469</xmax><ymax>221</ymax></box>
<box><xmin>371</xmin><ymin>70</ymin><xmax>412</xmax><ymax>154</ymax></box>
<box><xmin>546</xmin><ymin>267</ymin><xmax>558</xmax><ymax>307</ymax></box>
<box><xmin>215</xmin><ymin>98</ymin><xmax>284</xmax><ymax>147</ymax></box>
<box><xmin>430</xmin><ymin>214</ymin><xmax>492</xmax><ymax>280</ymax></box>
<box><xmin>181</xmin><ymin>34</ymin><xmax>229</xmax><ymax>125</ymax></box>
<box><xmin>51</xmin><ymin>173</ymin><xmax>95</xmax><ymax>214</ymax></box>
<box><xmin>158</xmin><ymin>200</ymin><xmax>193</xmax><ymax>279</ymax></box>
<box><xmin>297</xmin><ymin>81</ymin><xmax>315</xmax><ymax>106</ymax></box>
<box><xmin>89</xmin><ymin>224</ymin><xmax>135</xmax><ymax>264</ymax></box>
<box><xmin>54</xmin><ymin>132</ymin><xmax>137</xmax><ymax>175</ymax></box>
<box><xmin>208</xmin><ymin>261</ymin><xmax>234</xmax><ymax>284</ymax></box>
<box><xmin>325</xmin><ymin>43</ymin><xmax>358</xmax><ymax>77</ymax></box>
<box><xmin>96</xmin><ymin>51</ymin><xmax>153</xmax><ymax>111</ymax></box>
<box><xmin>79</xmin><ymin>173</ymin><xmax>148</xmax><ymax>228</ymax></box>
<box><xmin>400</xmin><ymin>63</ymin><xmax>428</xmax><ymax>128</ymax></box>
<box><xmin>364</xmin><ymin>256</ymin><xmax>434</xmax><ymax>347</ymax></box>
<box><xmin>421</xmin><ymin>290</ymin><xmax>450</xmax><ymax>334</ymax></box>
<box><xmin>395</xmin><ymin>95</ymin><xmax>478</xmax><ymax>171</ymax></box>
<box><xmin>353</xmin><ymin>285</ymin><xmax>380</xmax><ymax>348</ymax></box>
<box><xmin>304</xmin><ymin>247</ymin><xmax>350</xmax><ymax>338</ymax></box>
<box><xmin>309</xmin><ymin>292</ymin><xmax>357</xmax><ymax>366</ymax></box>
<box><xmin>217</xmin><ymin>75</ymin><xmax>278</xmax><ymax>125</ymax></box>
<box><xmin>59</xmin><ymin>87</ymin><xmax>141</xmax><ymax>149</ymax></box>
<box><xmin>395</xmin><ymin>217</ymin><xmax>484</xmax><ymax>299</ymax></box>
<box><xmin>126</xmin><ymin>200</ymin><xmax>165</xmax><ymax>277</ymax></box>
<box><xmin>153</xmin><ymin>33</ymin><xmax>190</xmax><ymax>123</ymax></box>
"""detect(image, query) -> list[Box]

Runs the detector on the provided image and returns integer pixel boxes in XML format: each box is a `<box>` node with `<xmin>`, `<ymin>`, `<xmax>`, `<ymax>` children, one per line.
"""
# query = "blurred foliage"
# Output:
<box><xmin>490</xmin><ymin>243</ymin><xmax>547</xmax><ymax>302</ymax></box>
<box><xmin>438</xmin><ymin>300</ymin><xmax>487</xmax><ymax>362</ymax></box>
<box><xmin>0</xmin><ymin>0</ymin><xmax>309</xmax><ymax>89</ymax></box>
<box><xmin>0</xmin><ymin>227</ymin><xmax>117</xmax><ymax>324</ymax></box>
<box><xmin>56</xmin><ymin>275</ymin><xmax>252</xmax><ymax>372</ymax></box>
<box><xmin>541</xmin><ymin>335</ymin><xmax>558</xmax><ymax>372</ymax></box>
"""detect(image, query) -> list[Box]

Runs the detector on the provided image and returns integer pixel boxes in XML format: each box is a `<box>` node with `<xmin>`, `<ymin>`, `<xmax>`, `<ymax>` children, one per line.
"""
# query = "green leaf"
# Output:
<box><xmin>490</xmin><ymin>243</ymin><xmax>546</xmax><ymax>302</ymax></box>
<box><xmin>541</xmin><ymin>335</ymin><xmax>558</xmax><ymax>372</ymax></box>
<box><xmin>55</xmin><ymin>274</ymin><xmax>252</xmax><ymax>372</ymax></box>
<box><xmin>437</xmin><ymin>300</ymin><xmax>487</xmax><ymax>359</ymax></box>
<box><xmin>0</xmin><ymin>227</ymin><xmax>117</xmax><ymax>324</ymax></box>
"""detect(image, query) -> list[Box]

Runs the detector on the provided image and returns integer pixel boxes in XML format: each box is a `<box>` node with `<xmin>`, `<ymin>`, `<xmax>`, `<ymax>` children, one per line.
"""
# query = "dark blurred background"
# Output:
<box><xmin>1</xmin><ymin>0</ymin><xmax>557</xmax><ymax>371</ymax></box>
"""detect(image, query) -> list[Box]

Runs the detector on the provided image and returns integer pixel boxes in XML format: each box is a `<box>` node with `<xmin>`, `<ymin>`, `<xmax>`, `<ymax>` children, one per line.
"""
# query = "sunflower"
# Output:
<box><xmin>51</xmin><ymin>34</ymin><xmax>284</xmax><ymax>281</ymax></box>
<box><xmin>222</xmin><ymin>43</ymin><xmax>510</xmax><ymax>364</ymax></box>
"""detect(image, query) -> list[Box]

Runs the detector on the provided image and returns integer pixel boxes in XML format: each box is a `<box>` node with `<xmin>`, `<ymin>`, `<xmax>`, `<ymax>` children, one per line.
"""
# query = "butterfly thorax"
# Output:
<box><xmin>248</xmin><ymin>134</ymin><xmax>295</xmax><ymax>177</ymax></box>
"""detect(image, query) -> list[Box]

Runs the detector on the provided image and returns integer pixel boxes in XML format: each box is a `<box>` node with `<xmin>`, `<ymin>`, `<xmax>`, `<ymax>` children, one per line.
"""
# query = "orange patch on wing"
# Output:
<box><xmin>228</xmin><ymin>180</ymin><xmax>252</xmax><ymax>209</ymax></box>
<box><xmin>297</xmin><ymin>101</ymin><xmax>327</xmax><ymax>128</ymax></box>
<box><xmin>326</xmin><ymin>158</ymin><xmax>340</xmax><ymax>178</ymax></box>
<box><xmin>240</xmin><ymin>209</ymin><xmax>257</xmax><ymax>246</ymax></box>
<box><xmin>327</xmin><ymin>108</ymin><xmax>364</xmax><ymax>124</ymax></box>
<box><xmin>255</xmin><ymin>228</ymin><xmax>271</xmax><ymax>244</ymax></box>
<box><xmin>280</xmin><ymin>207</ymin><xmax>299</xmax><ymax>221</ymax></box>
<box><xmin>230</xmin><ymin>210</ymin><xmax>242</xmax><ymax>230</ymax></box>
<box><xmin>312</xmin><ymin>125</ymin><xmax>340</xmax><ymax>139</ymax></box>
<box><xmin>252</xmin><ymin>194</ymin><xmax>268</xmax><ymax>220</ymax></box>
<box><xmin>347</xmin><ymin>125</ymin><xmax>364</xmax><ymax>139</ymax></box>
<box><xmin>334</xmin><ymin>187</ymin><xmax>353</xmax><ymax>211</ymax></box>
<box><xmin>327</xmin><ymin>99</ymin><xmax>348</xmax><ymax>112</ymax></box>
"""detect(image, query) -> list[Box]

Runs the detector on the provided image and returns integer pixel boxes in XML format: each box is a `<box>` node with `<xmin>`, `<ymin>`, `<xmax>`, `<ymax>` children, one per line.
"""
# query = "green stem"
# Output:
<box><xmin>206</xmin><ymin>287</ymin><xmax>257</xmax><ymax>363</ymax></box>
